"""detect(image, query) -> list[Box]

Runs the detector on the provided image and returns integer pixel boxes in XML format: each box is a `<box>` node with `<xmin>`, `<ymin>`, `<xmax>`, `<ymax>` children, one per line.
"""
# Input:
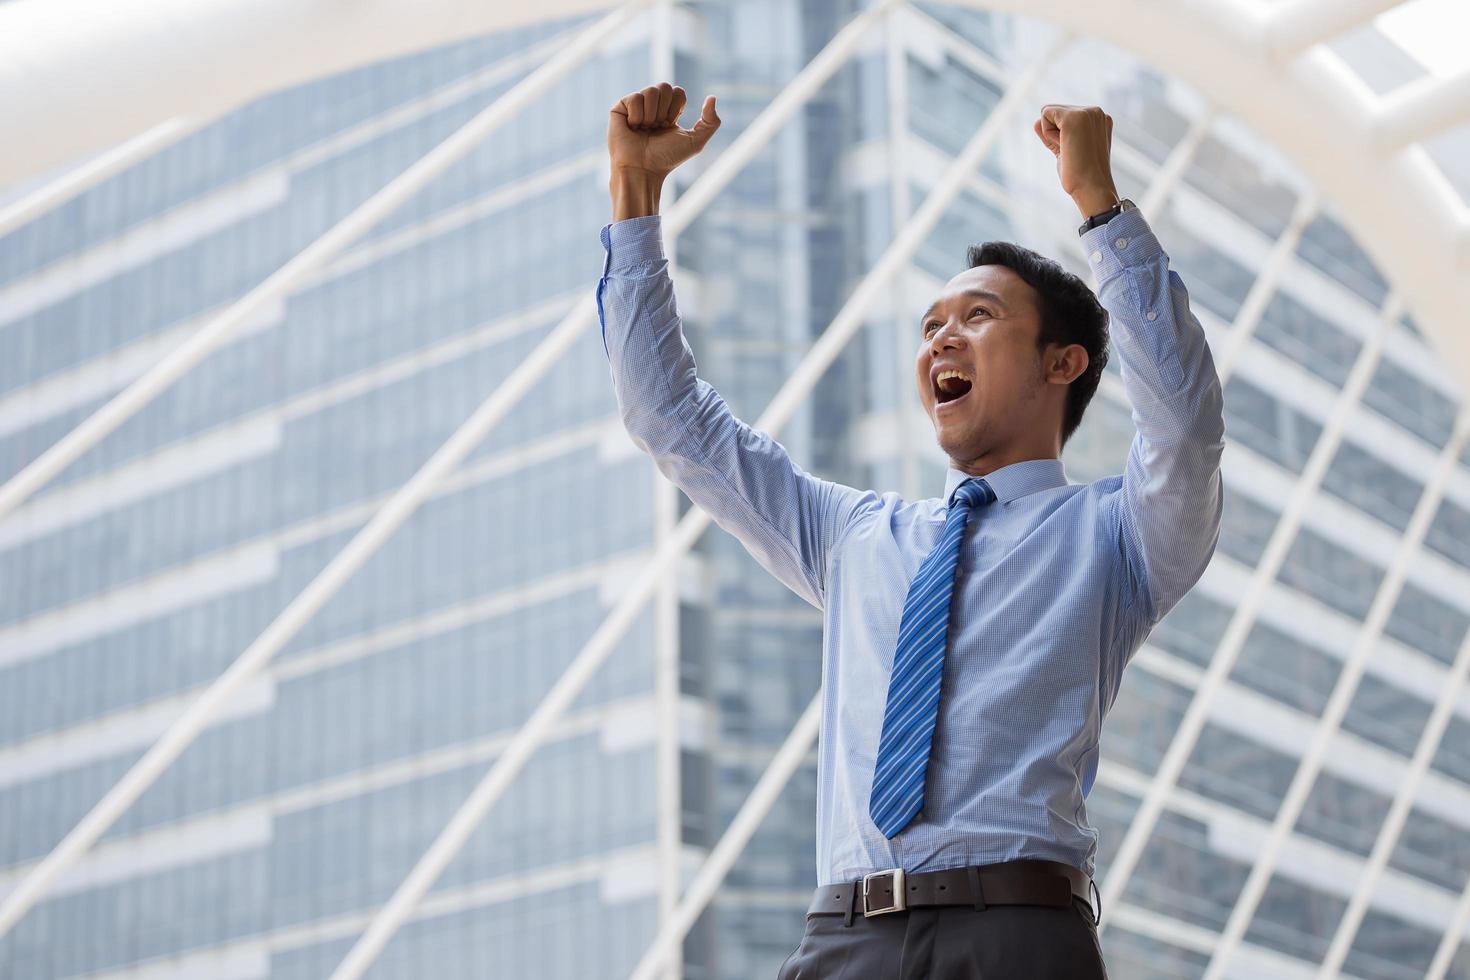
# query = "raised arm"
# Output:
<box><xmin>598</xmin><ymin>83</ymin><xmax>872</xmax><ymax>610</ymax></box>
<box><xmin>1088</xmin><ymin>207</ymin><xmax>1225</xmax><ymax>622</ymax></box>
<box><xmin>1038</xmin><ymin>104</ymin><xmax>1225</xmax><ymax>625</ymax></box>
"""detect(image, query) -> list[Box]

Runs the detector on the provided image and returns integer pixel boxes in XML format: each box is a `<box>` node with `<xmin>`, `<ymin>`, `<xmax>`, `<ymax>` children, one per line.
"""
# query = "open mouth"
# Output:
<box><xmin>934</xmin><ymin>372</ymin><xmax>973</xmax><ymax>412</ymax></box>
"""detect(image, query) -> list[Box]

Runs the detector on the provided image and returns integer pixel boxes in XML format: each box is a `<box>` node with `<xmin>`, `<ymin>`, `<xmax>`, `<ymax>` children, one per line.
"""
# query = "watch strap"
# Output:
<box><xmin>1078</xmin><ymin>198</ymin><xmax>1135</xmax><ymax>236</ymax></box>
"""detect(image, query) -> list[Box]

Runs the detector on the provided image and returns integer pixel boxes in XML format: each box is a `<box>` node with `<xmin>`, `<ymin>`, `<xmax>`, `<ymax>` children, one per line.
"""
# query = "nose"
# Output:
<box><xmin>927</xmin><ymin>318</ymin><xmax>965</xmax><ymax>356</ymax></box>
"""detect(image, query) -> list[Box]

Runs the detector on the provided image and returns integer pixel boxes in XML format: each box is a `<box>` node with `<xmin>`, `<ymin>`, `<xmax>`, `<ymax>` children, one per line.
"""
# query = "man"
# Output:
<box><xmin>597</xmin><ymin>82</ymin><xmax>1224</xmax><ymax>978</ymax></box>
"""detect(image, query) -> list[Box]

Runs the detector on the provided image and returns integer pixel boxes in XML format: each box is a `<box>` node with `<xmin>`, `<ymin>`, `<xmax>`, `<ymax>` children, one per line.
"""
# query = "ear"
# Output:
<box><xmin>1044</xmin><ymin>342</ymin><xmax>1089</xmax><ymax>386</ymax></box>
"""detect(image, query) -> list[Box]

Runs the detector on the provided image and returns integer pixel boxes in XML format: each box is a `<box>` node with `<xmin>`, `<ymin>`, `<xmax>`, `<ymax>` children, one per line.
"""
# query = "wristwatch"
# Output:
<box><xmin>1077</xmin><ymin>198</ymin><xmax>1135</xmax><ymax>237</ymax></box>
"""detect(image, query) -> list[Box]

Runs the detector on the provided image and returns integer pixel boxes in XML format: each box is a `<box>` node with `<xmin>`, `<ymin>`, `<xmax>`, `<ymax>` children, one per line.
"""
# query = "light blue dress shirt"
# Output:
<box><xmin>596</xmin><ymin>205</ymin><xmax>1225</xmax><ymax>885</ymax></box>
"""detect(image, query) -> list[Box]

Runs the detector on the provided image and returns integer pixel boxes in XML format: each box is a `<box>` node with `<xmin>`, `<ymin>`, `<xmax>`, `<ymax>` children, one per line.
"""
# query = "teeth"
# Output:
<box><xmin>935</xmin><ymin>369</ymin><xmax>971</xmax><ymax>384</ymax></box>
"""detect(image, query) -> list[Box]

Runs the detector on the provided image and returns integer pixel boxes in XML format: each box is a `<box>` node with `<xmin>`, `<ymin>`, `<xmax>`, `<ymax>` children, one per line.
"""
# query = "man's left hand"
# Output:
<box><xmin>1034</xmin><ymin>104</ymin><xmax>1120</xmax><ymax>219</ymax></box>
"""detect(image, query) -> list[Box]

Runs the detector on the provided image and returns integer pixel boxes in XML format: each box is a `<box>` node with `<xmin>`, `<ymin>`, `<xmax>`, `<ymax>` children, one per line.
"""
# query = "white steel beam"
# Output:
<box><xmin>1316</xmin><ymin>415</ymin><xmax>1470</xmax><ymax>978</ymax></box>
<box><xmin>953</xmin><ymin>0</ymin><xmax>1470</xmax><ymax>395</ymax></box>
<box><xmin>0</xmin><ymin>119</ymin><xmax>199</xmax><ymax>240</ymax></box>
<box><xmin>621</xmin><ymin>38</ymin><xmax>1065</xmax><ymax>980</ymax></box>
<box><xmin>648</xmin><ymin>5</ymin><xmax>683</xmax><ymax>979</ymax></box>
<box><xmin>0</xmin><ymin>2</ymin><xmax>644</xmax><ymax>527</ymax></box>
<box><xmin>888</xmin><ymin>4</ymin><xmax>920</xmax><ymax>502</ymax></box>
<box><xmin>1373</xmin><ymin>67</ymin><xmax>1470</xmax><ymax>150</ymax></box>
<box><xmin>0</xmin><ymin>4</ymin><xmax>643</xmax><ymax>941</ymax></box>
<box><xmin>1428</xmin><ymin>864</ymin><xmax>1470</xmax><ymax>980</ymax></box>
<box><xmin>1137</xmin><ymin>106</ymin><xmax>1214</xmax><ymax>217</ymax></box>
<box><xmin>1212</xmin><ymin>192</ymin><xmax>1320</xmax><ymax>384</ymax></box>
<box><xmin>1097</xmin><ymin>300</ymin><xmax>1393</xmax><ymax>933</ymax></box>
<box><xmin>1203</xmin><ymin>404</ymin><xmax>1470</xmax><ymax>978</ymax></box>
<box><xmin>318</xmin><ymin>5</ymin><xmax>920</xmax><ymax>978</ymax></box>
<box><xmin>629</xmin><ymin>695</ymin><xmax>823</xmax><ymax>980</ymax></box>
<box><xmin>0</xmin><ymin>0</ymin><xmax>624</xmax><ymax>188</ymax></box>
<box><xmin>5</xmin><ymin>0</ymin><xmax>1468</xmax><ymax>397</ymax></box>
<box><xmin>1262</xmin><ymin>0</ymin><xmax>1411</xmax><ymax>61</ymax></box>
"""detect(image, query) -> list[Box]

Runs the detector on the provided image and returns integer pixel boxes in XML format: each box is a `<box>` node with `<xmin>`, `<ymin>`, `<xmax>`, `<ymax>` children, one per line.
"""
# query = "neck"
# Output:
<box><xmin>948</xmin><ymin>435</ymin><xmax>1060</xmax><ymax>478</ymax></box>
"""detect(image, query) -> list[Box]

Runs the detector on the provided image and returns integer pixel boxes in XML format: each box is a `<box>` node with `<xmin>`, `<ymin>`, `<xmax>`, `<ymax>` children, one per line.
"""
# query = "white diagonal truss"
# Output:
<box><xmin>1200</xmin><ymin>400</ymin><xmax>1470</xmax><ymax>978</ymax></box>
<box><xmin>1375</xmin><ymin>68</ymin><xmax>1470</xmax><ymax>149</ymax></box>
<box><xmin>1136</xmin><ymin>106</ymin><xmax>1214</xmax><ymax>217</ymax></box>
<box><xmin>626</xmin><ymin>695</ymin><xmax>823</xmax><ymax>980</ymax></box>
<box><xmin>319</xmin><ymin>3</ymin><xmax>912</xmax><ymax>973</ymax></box>
<box><xmin>3</xmin><ymin>0</ymin><xmax>1470</xmax><ymax>976</ymax></box>
<box><xmin>1210</xmin><ymin>192</ymin><xmax>1320</xmax><ymax>385</ymax></box>
<box><xmin>1097</xmin><ymin>303</ymin><xmax>1394</xmax><ymax>929</ymax></box>
<box><xmin>0</xmin><ymin>2</ymin><xmax>648</xmax><ymax>939</ymax></box>
<box><xmin>3</xmin><ymin>0</ymin><xmax>1468</xmax><ymax>390</ymax></box>
<box><xmin>0</xmin><ymin>118</ymin><xmax>200</xmax><ymax>240</ymax></box>
<box><xmin>0</xmin><ymin>1</ymin><xmax>650</xmax><ymax>525</ymax></box>
<box><xmin>1261</xmin><ymin>0</ymin><xmax>1410</xmax><ymax>59</ymax></box>
<box><xmin>1430</xmin><ymin>862</ymin><xmax>1470</xmax><ymax>980</ymax></box>
<box><xmin>1317</xmin><ymin>412</ymin><xmax>1470</xmax><ymax>976</ymax></box>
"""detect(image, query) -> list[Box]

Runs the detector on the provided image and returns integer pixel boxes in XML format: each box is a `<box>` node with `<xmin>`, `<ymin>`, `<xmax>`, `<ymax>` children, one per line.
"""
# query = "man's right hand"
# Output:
<box><xmin>607</xmin><ymin>83</ymin><xmax>720</xmax><ymax>180</ymax></box>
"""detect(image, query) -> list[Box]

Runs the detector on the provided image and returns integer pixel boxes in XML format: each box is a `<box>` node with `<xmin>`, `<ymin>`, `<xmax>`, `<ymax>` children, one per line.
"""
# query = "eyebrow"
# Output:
<box><xmin>921</xmin><ymin>288</ymin><xmax>1007</xmax><ymax>324</ymax></box>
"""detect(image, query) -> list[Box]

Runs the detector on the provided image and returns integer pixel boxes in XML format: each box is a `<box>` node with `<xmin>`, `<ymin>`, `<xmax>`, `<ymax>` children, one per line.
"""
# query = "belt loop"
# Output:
<box><xmin>844</xmin><ymin>881</ymin><xmax>858</xmax><ymax>927</ymax></box>
<box><xmin>966</xmin><ymin>865</ymin><xmax>986</xmax><ymax>912</ymax></box>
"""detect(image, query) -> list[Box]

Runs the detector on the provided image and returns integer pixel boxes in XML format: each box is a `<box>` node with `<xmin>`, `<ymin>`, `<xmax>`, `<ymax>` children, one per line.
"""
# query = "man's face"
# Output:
<box><xmin>914</xmin><ymin>264</ymin><xmax>1048</xmax><ymax>462</ymax></box>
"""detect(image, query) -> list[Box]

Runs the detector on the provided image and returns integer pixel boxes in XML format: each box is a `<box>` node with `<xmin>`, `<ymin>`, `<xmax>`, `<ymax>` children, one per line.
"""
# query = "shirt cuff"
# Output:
<box><xmin>600</xmin><ymin>213</ymin><xmax>667</xmax><ymax>276</ymax></box>
<box><xmin>1079</xmin><ymin>206</ymin><xmax>1163</xmax><ymax>283</ymax></box>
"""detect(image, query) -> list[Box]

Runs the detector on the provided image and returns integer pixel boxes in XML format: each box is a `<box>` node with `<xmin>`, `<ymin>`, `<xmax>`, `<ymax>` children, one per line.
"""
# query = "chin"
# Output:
<box><xmin>934</xmin><ymin>422</ymin><xmax>976</xmax><ymax>459</ymax></box>
<box><xmin>935</xmin><ymin>406</ymin><xmax>990</xmax><ymax>454</ymax></box>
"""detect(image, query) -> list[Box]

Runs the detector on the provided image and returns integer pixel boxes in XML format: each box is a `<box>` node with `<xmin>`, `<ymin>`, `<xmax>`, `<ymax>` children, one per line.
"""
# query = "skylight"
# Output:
<box><xmin>1375</xmin><ymin>0</ymin><xmax>1470</xmax><ymax>79</ymax></box>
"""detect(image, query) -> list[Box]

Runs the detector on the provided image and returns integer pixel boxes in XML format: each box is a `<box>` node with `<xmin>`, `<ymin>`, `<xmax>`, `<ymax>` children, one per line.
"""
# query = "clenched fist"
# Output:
<box><xmin>608</xmin><ymin>82</ymin><xmax>721</xmax><ymax>179</ymax></box>
<box><xmin>1033</xmin><ymin>104</ymin><xmax>1120</xmax><ymax>219</ymax></box>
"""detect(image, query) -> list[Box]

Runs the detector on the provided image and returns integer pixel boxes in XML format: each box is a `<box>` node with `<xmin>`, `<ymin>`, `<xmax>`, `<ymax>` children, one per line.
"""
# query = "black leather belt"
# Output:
<box><xmin>808</xmin><ymin>859</ymin><xmax>1098</xmax><ymax>927</ymax></box>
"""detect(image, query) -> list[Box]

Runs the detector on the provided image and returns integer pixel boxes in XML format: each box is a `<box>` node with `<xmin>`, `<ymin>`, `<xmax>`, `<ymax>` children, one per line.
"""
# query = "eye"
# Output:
<box><xmin>923</xmin><ymin>307</ymin><xmax>993</xmax><ymax>337</ymax></box>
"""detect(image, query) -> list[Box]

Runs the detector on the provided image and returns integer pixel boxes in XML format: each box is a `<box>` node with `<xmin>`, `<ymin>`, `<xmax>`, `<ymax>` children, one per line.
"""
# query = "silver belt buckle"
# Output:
<box><xmin>862</xmin><ymin>868</ymin><xmax>907</xmax><ymax>917</ymax></box>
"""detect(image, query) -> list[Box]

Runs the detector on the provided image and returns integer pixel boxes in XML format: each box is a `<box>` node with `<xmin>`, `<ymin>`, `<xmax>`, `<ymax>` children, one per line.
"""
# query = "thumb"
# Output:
<box><xmin>691</xmin><ymin>94</ymin><xmax>720</xmax><ymax>147</ymax></box>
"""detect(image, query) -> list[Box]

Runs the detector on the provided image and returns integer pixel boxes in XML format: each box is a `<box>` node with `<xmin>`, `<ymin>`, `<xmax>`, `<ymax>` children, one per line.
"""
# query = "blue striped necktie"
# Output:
<box><xmin>869</xmin><ymin>476</ymin><xmax>996</xmax><ymax>838</ymax></box>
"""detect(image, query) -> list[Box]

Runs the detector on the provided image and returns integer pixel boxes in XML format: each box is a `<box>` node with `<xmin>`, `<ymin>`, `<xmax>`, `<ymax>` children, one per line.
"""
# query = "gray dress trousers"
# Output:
<box><xmin>775</xmin><ymin>894</ymin><xmax>1109</xmax><ymax>979</ymax></box>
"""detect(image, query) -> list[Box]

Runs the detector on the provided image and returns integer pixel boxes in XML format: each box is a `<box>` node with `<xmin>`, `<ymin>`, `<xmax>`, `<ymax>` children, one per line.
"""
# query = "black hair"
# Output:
<box><xmin>965</xmin><ymin>241</ymin><xmax>1110</xmax><ymax>447</ymax></box>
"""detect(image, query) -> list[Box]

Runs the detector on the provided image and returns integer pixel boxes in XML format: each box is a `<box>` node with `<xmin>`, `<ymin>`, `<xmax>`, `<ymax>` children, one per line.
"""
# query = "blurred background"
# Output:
<box><xmin>1</xmin><ymin>1</ymin><xmax>1468</xmax><ymax>978</ymax></box>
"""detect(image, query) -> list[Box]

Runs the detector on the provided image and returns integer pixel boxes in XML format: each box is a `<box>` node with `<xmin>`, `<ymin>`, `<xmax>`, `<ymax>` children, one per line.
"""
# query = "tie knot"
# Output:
<box><xmin>950</xmin><ymin>477</ymin><xmax>995</xmax><ymax>511</ymax></box>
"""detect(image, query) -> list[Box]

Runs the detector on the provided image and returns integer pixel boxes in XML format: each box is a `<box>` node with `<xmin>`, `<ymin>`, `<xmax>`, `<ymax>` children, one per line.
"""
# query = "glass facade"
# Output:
<box><xmin>1</xmin><ymin>3</ymin><xmax>1467</xmax><ymax>978</ymax></box>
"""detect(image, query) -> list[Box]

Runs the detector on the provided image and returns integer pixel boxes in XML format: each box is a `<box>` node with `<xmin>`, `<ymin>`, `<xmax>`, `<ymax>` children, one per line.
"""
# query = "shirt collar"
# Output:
<box><xmin>943</xmin><ymin>457</ymin><xmax>1069</xmax><ymax>507</ymax></box>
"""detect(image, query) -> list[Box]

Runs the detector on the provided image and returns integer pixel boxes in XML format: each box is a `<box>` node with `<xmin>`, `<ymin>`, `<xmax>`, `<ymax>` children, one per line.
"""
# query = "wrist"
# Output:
<box><xmin>610</xmin><ymin>167</ymin><xmax>665</xmax><ymax>220</ymax></box>
<box><xmin>1071</xmin><ymin>184</ymin><xmax>1120</xmax><ymax>220</ymax></box>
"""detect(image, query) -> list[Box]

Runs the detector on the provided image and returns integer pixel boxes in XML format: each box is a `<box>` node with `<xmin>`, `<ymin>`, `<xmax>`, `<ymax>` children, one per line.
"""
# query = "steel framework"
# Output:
<box><xmin>1198</xmin><ymin>384</ymin><xmax>1468</xmax><ymax>979</ymax></box>
<box><xmin>1</xmin><ymin>0</ymin><xmax>1466</xmax><ymax>392</ymax></box>
<box><xmin>2</xmin><ymin>0</ymin><xmax>1470</xmax><ymax>977</ymax></box>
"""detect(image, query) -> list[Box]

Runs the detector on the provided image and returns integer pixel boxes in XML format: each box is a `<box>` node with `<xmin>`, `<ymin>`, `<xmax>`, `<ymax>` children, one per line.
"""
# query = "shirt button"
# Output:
<box><xmin>1090</xmin><ymin>250</ymin><xmax>1102</xmax><ymax>263</ymax></box>
<box><xmin>1146</xmin><ymin>310</ymin><xmax>1158</xmax><ymax>321</ymax></box>
<box><xmin>1114</xmin><ymin>237</ymin><xmax>1128</xmax><ymax>249</ymax></box>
